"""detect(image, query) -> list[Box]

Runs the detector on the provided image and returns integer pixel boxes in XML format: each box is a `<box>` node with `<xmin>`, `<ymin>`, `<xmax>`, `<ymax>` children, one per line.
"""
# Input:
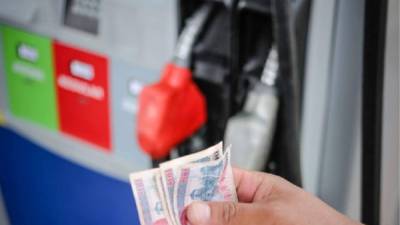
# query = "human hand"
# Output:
<box><xmin>185</xmin><ymin>168</ymin><xmax>362</xmax><ymax>225</ymax></box>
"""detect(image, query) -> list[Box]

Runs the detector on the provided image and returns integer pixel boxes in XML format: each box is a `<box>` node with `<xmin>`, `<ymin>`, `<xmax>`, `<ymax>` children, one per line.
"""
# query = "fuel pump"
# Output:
<box><xmin>136</xmin><ymin>4</ymin><xmax>213</xmax><ymax>161</ymax></box>
<box><xmin>138</xmin><ymin>0</ymin><xmax>310</xmax><ymax>185</ymax></box>
<box><xmin>225</xmin><ymin>46</ymin><xmax>279</xmax><ymax>170</ymax></box>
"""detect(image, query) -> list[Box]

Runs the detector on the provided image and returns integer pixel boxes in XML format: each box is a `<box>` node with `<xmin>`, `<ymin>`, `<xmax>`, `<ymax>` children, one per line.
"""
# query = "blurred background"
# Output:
<box><xmin>0</xmin><ymin>0</ymin><xmax>398</xmax><ymax>224</ymax></box>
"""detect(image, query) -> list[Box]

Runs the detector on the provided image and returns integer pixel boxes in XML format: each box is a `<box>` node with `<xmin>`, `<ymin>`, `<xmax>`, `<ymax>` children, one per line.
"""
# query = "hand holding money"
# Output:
<box><xmin>185</xmin><ymin>169</ymin><xmax>363</xmax><ymax>225</ymax></box>
<box><xmin>130</xmin><ymin>143</ymin><xmax>364</xmax><ymax>225</ymax></box>
<box><xmin>129</xmin><ymin>142</ymin><xmax>237</xmax><ymax>225</ymax></box>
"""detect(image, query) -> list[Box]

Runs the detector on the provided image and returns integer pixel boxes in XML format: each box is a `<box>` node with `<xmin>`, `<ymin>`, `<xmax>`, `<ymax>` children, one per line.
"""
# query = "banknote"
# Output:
<box><xmin>159</xmin><ymin>142</ymin><xmax>223</xmax><ymax>225</ymax></box>
<box><xmin>130</xmin><ymin>169</ymin><xmax>172</xmax><ymax>225</ymax></box>
<box><xmin>173</xmin><ymin>146</ymin><xmax>237</xmax><ymax>224</ymax></box>
<box><xmin>129</xmin><ymin>142</ymin><xmax>237</xmax><ymax>225</ymax></box>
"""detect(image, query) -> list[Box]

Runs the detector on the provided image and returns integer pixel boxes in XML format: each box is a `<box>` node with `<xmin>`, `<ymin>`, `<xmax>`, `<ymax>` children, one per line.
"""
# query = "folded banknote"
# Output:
<box><xmin>129</xmin><ymin>142</ymin><xmax>237</xmax><ymax>225</ymax></box>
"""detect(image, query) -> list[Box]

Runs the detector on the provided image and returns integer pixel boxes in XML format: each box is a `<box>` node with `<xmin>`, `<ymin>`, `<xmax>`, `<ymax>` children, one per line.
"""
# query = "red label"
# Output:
<box><xmin>54</xmin><ymin>41</ymin><xmax>111</xmax><ymax>150</ymax></box>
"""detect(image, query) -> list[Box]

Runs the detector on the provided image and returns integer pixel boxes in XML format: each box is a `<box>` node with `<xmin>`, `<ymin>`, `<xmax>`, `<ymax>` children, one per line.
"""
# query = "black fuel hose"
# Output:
<box><xmin>267</xmin><ymin>0</ymin><xmax>303</xmax><ymax>187</ymax></box>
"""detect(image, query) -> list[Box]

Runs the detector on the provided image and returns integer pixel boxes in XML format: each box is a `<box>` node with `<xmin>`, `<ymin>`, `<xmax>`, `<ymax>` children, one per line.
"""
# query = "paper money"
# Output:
<box><xmin>129</xmin><ymin>142</ymin><xmax>237</xmax><ymax>225</ymax></box>
<box><xmin>173</xmin><ymin>146</ymin><xmax>236</xmax><ymax>224</ymax></box>
<box><xmin>130</xmin><ymin>169</ymin><xmax>172</xmax><ymax>225</ymax></box>
<box><xmin>159</xmin><ymin>142</ymin><xmax>223</xmax><ymax>225</ymax></box>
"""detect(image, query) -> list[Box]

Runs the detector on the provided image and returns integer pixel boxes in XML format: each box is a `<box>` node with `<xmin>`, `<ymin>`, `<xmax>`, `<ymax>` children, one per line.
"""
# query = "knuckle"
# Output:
<box><xmin>221</xmin><ymin>202</ymin><xmax>238</xmax><ymax>224</ymax></box>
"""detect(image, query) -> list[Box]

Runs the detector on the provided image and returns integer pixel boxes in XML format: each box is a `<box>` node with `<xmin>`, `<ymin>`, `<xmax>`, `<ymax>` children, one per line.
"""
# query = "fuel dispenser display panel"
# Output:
<box><xmin>1</xmin><ymin>25</ymin><xmax>58</xmax><ymax>130</ymax></box>
<box><xmin>54</xmin><ymin>41</ymin><xmax>111</xmax><ymax>150</ymax></box>
<box><xmin>64</xmin><ymin>0</ymin><xmax>101</xmax><ymax>34</ymax></box>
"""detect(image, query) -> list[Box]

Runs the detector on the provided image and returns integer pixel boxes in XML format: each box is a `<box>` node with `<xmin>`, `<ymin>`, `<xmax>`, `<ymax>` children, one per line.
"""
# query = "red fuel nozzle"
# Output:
<box><xmin>137</xmin><ymin>63</ymin><xmax>207</xmax><ymax>159</ymax></box>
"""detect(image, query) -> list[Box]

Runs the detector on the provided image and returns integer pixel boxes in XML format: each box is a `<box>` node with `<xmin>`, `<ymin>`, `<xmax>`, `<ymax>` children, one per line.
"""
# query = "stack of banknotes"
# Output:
<box><xmin>129</xmin><ymin>142</ymin><xmax>238</xmax><ymax>225</ymax></box>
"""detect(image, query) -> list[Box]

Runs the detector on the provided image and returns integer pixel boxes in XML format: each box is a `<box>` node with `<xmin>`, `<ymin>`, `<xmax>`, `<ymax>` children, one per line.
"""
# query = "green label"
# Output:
<box><xmin>1</xmin><ymin>25</ymin><xmax>58</xmax><ymax>130</ymax></box>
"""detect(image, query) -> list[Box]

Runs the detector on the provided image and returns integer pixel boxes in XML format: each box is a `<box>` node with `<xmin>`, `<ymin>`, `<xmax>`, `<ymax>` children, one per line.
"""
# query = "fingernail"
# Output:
<box><xmin>186</xmin><ymin>202</ymin><xmax>210</xmax><ymax>225</ymax></box>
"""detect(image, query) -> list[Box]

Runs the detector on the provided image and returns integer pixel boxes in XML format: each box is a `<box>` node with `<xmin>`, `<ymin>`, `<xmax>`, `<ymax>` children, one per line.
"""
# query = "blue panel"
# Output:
<box><xmin>0</xmin><ymin>127</ymin><xmax>140</xmax><ymax>225</ymax></box>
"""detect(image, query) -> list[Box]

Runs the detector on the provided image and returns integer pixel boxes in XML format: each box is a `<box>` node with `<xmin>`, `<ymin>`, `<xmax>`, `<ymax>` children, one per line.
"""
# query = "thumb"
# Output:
<box><xmin>186</xmin><ymin>201</ymin><xmax>268</xmax><ymax>225</ymax></box>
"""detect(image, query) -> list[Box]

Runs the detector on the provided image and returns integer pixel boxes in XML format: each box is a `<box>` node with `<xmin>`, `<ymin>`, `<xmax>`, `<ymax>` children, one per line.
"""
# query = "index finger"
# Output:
<box><xmin>232</xmin><ymin>167</ymin><xmax>275</xmax><ymax>203</ymax></box>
